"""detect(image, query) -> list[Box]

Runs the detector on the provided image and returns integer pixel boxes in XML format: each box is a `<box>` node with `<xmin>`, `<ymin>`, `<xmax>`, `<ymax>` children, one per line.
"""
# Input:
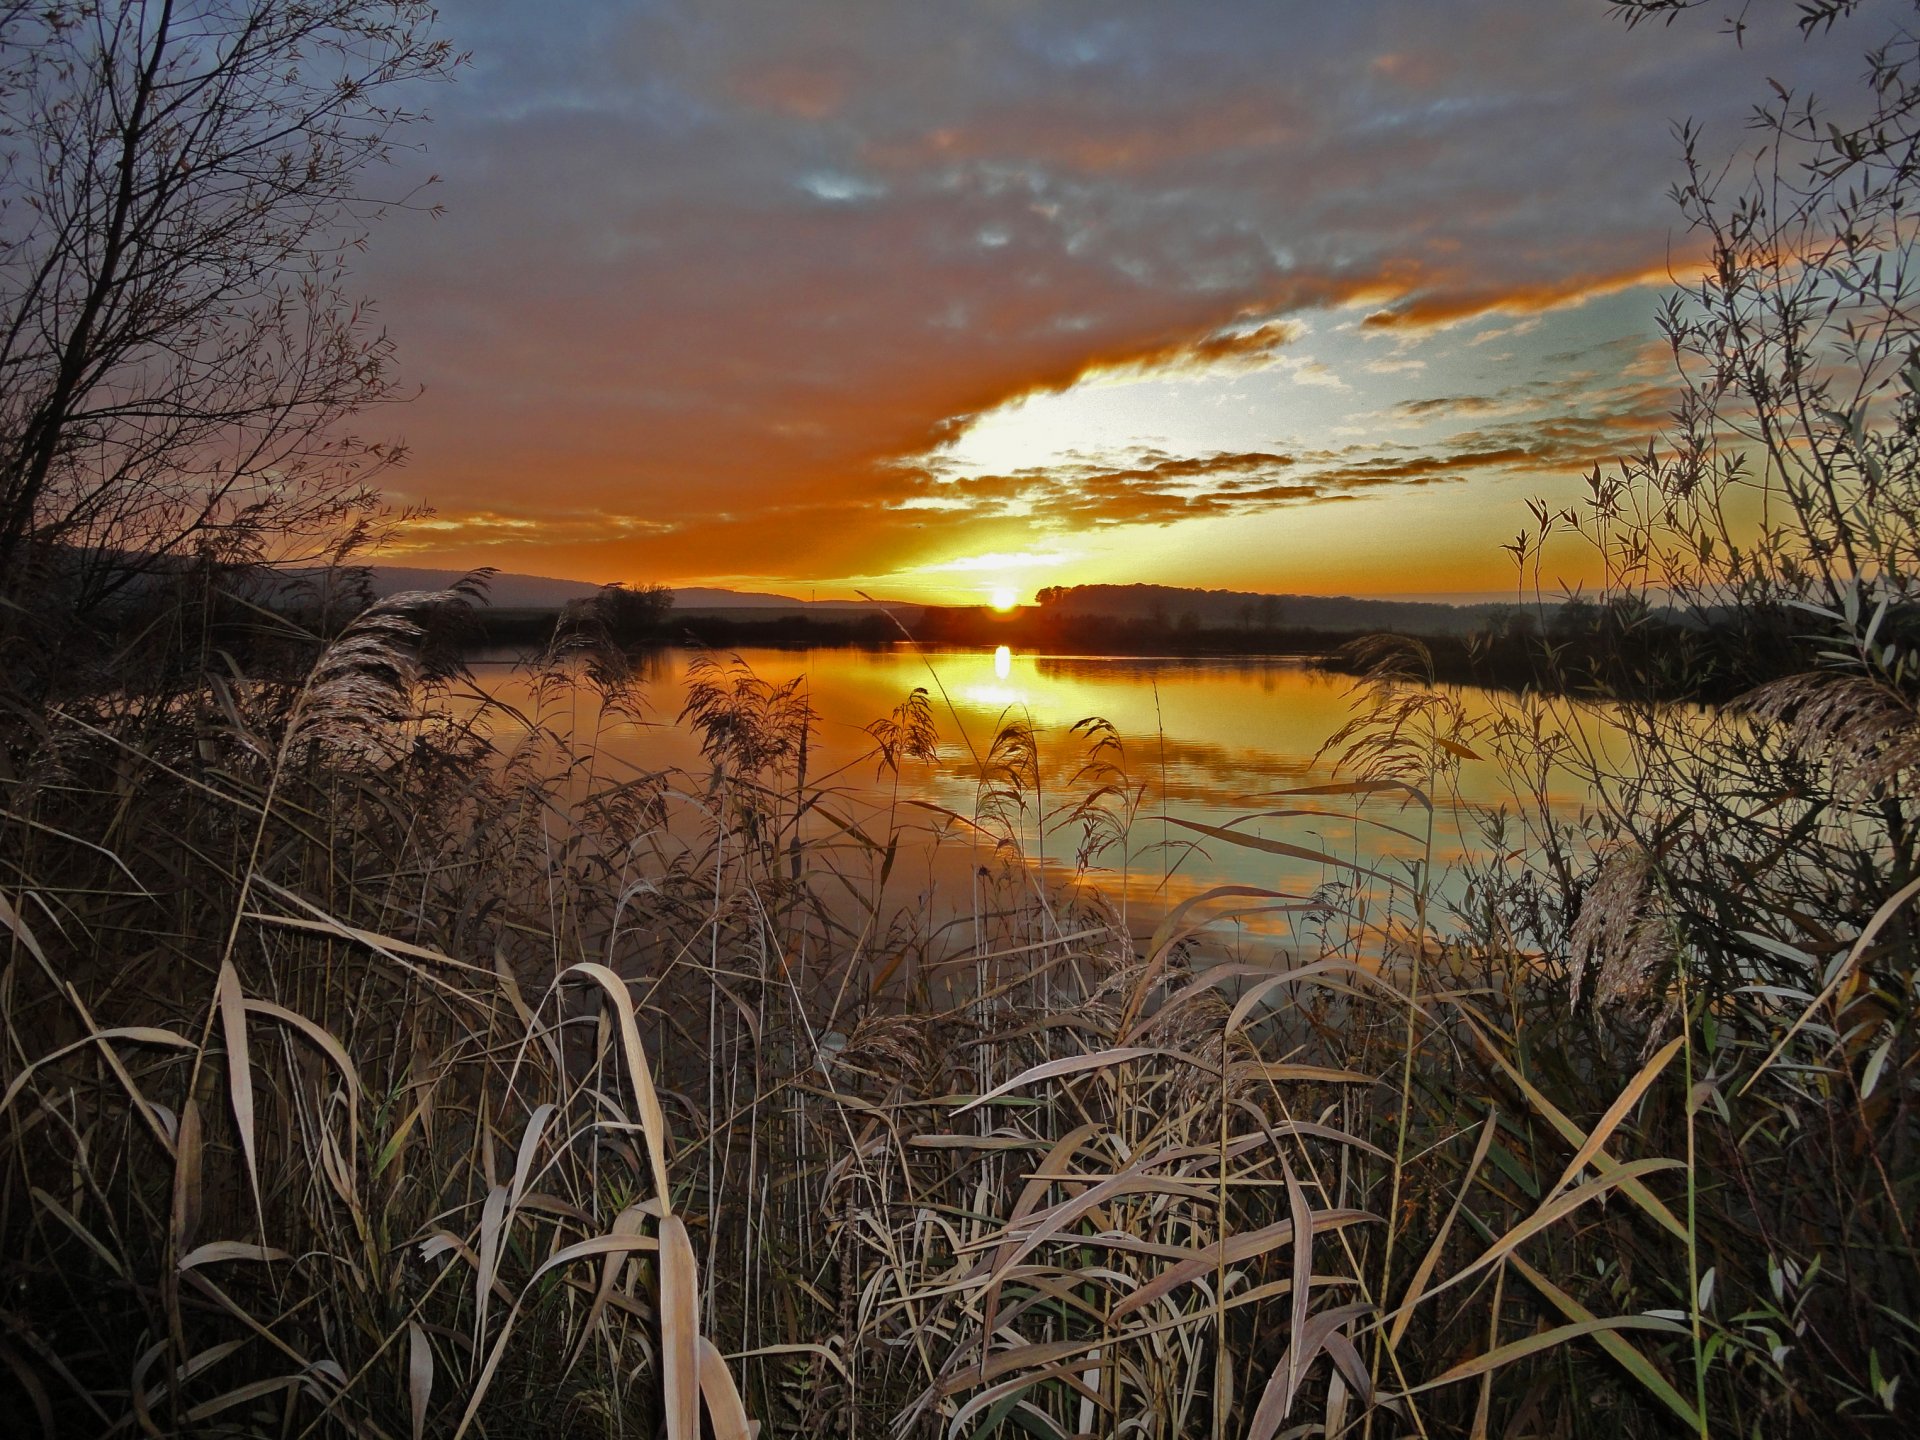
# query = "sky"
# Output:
<box><xmin>356</xmin><ymin>0</ymin><xmax>1887</xmax><ymax>604</ymax></box>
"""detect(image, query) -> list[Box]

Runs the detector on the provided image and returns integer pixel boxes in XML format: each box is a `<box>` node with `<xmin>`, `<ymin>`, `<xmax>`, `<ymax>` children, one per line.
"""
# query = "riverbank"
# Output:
<box><xmin>468</xmin><ymin>597</ymin><xmax>1782</xmax><ymax>704</ymax></box>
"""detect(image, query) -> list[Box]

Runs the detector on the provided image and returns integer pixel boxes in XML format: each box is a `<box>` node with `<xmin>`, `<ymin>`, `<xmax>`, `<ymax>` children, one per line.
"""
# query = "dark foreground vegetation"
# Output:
<box><xmin>1319</xmin><ymin>592</ymin><xmax>1920</xmax><ymax>704</ymax></box>
<box><xmin>3</xmin><ymin>2</ymin><xmax>1919</xmax><ymax>1438</ymax></box>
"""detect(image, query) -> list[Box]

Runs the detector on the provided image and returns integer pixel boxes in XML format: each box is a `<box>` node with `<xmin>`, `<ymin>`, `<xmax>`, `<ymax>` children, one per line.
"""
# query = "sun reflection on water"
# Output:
<box><xmin>455</xmin><ymin>645</ymin><xmax>1610</xmax><ymax>941</ymax></box>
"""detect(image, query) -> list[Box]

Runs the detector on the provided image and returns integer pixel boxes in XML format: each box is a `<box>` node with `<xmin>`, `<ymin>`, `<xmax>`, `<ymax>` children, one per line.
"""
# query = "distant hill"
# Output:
<box><xmin>668</xmin><ymin>587</ymin><xmax>898</xmax><ymax>614</ymax></box>
<box><xmin>350</xmin><ymin>566</ymin><xmax>893</xmax><ymax>614</ymax></box>
<box><xmin>356</xmin><ymin>565</ymin><xmax>600</xmax><ymax>608</ymax></box>
<box><xmin>1032</xmin><ymin>584</ymin><xmax>1557</xmax><ymax>637</ymax></box>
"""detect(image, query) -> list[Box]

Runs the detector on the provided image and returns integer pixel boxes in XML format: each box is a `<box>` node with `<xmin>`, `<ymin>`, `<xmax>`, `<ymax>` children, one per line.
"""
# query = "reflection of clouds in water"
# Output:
<box><xmin>927</xmin><ymin>730</ymin><xmax>1321</xmax><ymax>811</ymax></box>
<box><xmin>453</xmin><ymin>645</ymin><xmax>1612</xmax><ymax>942</ymax></box>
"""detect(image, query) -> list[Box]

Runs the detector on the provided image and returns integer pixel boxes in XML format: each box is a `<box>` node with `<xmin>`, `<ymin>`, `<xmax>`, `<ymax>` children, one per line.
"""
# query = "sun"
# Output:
<box><xmin>990</xmin><ymin>585</ymin><xmax>1018</xmax><ymax>612</ymax></box>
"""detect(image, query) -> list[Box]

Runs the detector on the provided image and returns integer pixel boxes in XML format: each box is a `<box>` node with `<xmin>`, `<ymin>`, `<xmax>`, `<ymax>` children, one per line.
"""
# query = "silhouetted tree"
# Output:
<box><xmin>0</xmin><ymin>2</ymin><xmax>459</xmax><ymax>617</ymax></box>
<box><xmin>1547</xmin><ymin>596</ymin><xmax>1599</xmax><ymax>641</ymax></box>
<box><xmin>594</xmin><ymin>582</ymin><xmax>674</xmax><ymax>641</ymax></box>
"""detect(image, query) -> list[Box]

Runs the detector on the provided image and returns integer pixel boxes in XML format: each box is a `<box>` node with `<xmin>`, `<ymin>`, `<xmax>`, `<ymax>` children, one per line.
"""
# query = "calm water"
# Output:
<box><xmin>461</xmin><ymin>644</ymin><xmax>1587</xmax><ymax>941</ymax></box>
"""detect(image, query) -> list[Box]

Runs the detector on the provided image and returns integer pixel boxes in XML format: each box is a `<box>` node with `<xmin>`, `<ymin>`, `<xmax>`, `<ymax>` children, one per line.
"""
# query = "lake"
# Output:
<box><xmin>458</xmin><ymin>643</ymin><xmax>1588</xmax><ymax>951</ymax></box>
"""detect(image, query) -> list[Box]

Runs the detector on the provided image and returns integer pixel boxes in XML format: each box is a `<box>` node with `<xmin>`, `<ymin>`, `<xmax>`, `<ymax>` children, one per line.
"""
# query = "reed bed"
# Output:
<box><xmin>1</xmin><ymin>590</ymin><xmax>1914</xmax><ymax>1438</ymax></box>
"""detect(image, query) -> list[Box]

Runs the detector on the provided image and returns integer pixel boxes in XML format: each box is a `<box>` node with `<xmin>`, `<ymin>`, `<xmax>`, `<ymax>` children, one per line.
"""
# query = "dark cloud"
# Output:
<box><xmin>901</xmin><ymin>448</ymin><xmax>1309</xmax><ymax>530</ymax></box>
<box><xmin>1397</xmin><ymin>395</ymin><xmax>1506</xmax><ymax>418</ymax></box>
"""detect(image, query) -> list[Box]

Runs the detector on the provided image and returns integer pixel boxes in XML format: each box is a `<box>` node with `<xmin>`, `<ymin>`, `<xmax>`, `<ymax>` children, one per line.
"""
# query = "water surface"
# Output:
<box><xmin>461</xmin><ymin>644</ymin><xmax>1584</xmax><ymax>946</ymax></box>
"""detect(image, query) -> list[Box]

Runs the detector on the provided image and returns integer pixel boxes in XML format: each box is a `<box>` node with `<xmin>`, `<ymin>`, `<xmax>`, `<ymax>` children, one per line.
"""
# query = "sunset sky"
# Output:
<box><xmin>360</xmin><ymin>0</ymin><xmax>1881</xmax><ymax>604</ymax></box>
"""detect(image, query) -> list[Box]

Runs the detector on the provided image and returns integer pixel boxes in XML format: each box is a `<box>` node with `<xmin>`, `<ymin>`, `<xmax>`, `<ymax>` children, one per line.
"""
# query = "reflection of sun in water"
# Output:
<box><xmin>963</xmin><ymin>646</ymin><xmax>1022</xmax><ymax>706</ymax></box>
<box><xmin>990</xmin><ymin>586</ymin><xmax>1018</xmax><ymax>611</ymax></box>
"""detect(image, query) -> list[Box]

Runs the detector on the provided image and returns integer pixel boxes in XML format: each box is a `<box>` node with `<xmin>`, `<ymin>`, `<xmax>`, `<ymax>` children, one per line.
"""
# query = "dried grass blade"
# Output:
<box><xmin>1545</xmin><ymin>1034</ymin><xmax>1684</xmax><ymax>1199</ymax></box>
<box><xmin>945</xmin><ymin>1372</ymin><xmax>1042</xmax><ymax>1438</ymax></box>
<box><xmin>1143</xmin><ymin>885</ymin><xmax>1308</xmax><ymax>967</ymax></box>
<box><xmin>1231</xmin><ymin>1062</ymin><xmax>1375</xmax><ymax>1085</ymax></box>
<box><xmin>1120</xmin><ymin>883</ymin><xmax>1316</xmax><ymax>1031</ymax></box>
<box><xmin>169</xmin><ymin>1098</ymin><xmax>203</xmax><ymax>1261</ymax></box>
<box><xmin>0</xmin><ymin>888</ymin><xmax>50</xmax><ymax>970</ymax></box>
<box><xmin>954</xmin><ymin>1049</ymin><xmax>1164</xmax><ymax>1114</ymax></box>
<box><xmin>1163</xmin><ymin>817</ymin><xmax>1396</xmax><ymax>884</ymax></box>
<box><xmin>1246</xmin><ymin>1113</ymin><xmax>1390</xmax><ymax>1160</ymax></box>
<box><xmin>1256</xmin><ymin>779</ymin><xmax>1432</xmax><ymax>810</ymax></box>
<box><xmin>177</xmin><ymin>1241</ymin><xmax>290</xmax><ymax>1269</ymax></box>
<box><xmin>1225</xmin><ymin>805</ymin><xmax>1430</xmax><ymax>843</ymax></box>
<box><xmin>697</xmin><ymin>1337</ymin><xmax>754</xmax><ymax>1440</ymax></box>
<box><xmin>1388</xmin><ymin>1112</ymin><xmax>1498</xmax><ymax>1350</ymax></box>
<box><xmin>240</xmin><ymin>998</ymin><xmax>363</xmax><ymax>1105</ymax></box>
<box><xmin>214</xmin><ymin>962</ymin><xmax>260</xmax><ymax>1220</ymax></box>
<box><xmin>1430</xmin><ymin>1158</ymin><xmax>1682</xmax><ymax>1305</ymax></box>
<box><xmin>1462</xmin><ymin>1013</ymin><xmax>1686</xmax><ymax>1240</ymax></box>
<box><xmin>562</xmin><ymin>963</ymin><xmax>673</xmax><ymax>1205</ymax></box>
<box><xmin>1109</xmin><ymin>1209</ymin><xmax>1377</xmax><ymax>1320</ymax></box>
<box><xmin>565</xmin><ymin>1203</ymin><xmax>650</xmax><ymax>1377</ymax></box>
<box><xmin>1291</xmin><ymin>1303</ymin><xmax>1377</xmax><ymax>1397</ymax></box>
<box><xmin>1402</xmin><ymin>1316</ymin><xmax>1688</xmax><ymax>1396</ymax></box>
<box><xmin>509</xmin><ymin>1103</ymin><xmax>556</xmax><ymax>1210</ymax></box>
<box><xmin>1508</xmin><ymin>1253</ymin><xmax>1702</xmax><ymax>1430</ymax></box>
<box><xmin>182</xmin><ymin>1376</ymin><xmax>301</xmax><ymax>1423</ymax></box>
<box><xmin>450</xmin><ymin>1235</ymin><xmax>662</xmax><ymax>1440</ymax></box>
<box><xmin>978</xmin><ymin>1120</ymin><xmax>1102</xmax><ymax>1334</ymax></box>
<box><xmin>1472</xmin><ymin>1261</ymin><xmax>1504</xmax><ymax>1439</ymax></box>
<box><xmin>408</xmin><ymin>1323</ymin><xmax>433</xmax><ymax>1440</ymax></box>
<box><xmin>474</xmin><ymin>1185</ymin><xmax>508</xmax><ymax>1351</ymax></box>
<box><xmin>0</xmin><ymin>1028</ymin><xmax>194</xmax><ymax>1117</ymax></box>
<box><xmin>946</xmin><ymin>1365</ymin><xmax>1098</xmax><ymax>1437</ymax></box>
<box><xmin>1225</xmin><ymin>959</ymin><xmax>1391</xmax><ymax>1035</ymax></box>
<box><xmin>526</xmin><ymin>1233</ymin><xmax>661</xmax><ymax>1281</ymax></box>
<box><xmin>1244</xmin><ymin>1351</ymin><xmax>1292</xmax><ymax>1440</ymax></box>
<box><xmin>1283</xmin><ymin>1161</ymin><xmax>1313</xmax><ymax>1408</ymax></box>
<box><xmin>937</xmin><ymin>1336</ymin><xmax>1108</xmax><ymax>1394</ymax></box>
<box><xmin>1121</xmin><ymin>963</ymin><xmax>1276</xmax><ymax>1043</ymax></box>
<box><xmin>725</xmin><ymin>1342</ymin><xmax>852</xmax><ymax>1385</ymax></box>
<box><xmin>983</xmin><ymin>1175</ymin><xmax>1214</xmax><ymax>1279</ymax></box>
<box><xmin>242</xmin><ymin>898</ymin><xmax>489</xmax><ymax>975</ymax></box>
<box><xmin>660</xmin><ymin>1215</ymin><xmax>702</xmax><ymax>1440</ymax></box>
<box><xmin>1323</xmin><ymin>1331</ymin><xmax>1374</xmax><ymax>1408</ymax></box>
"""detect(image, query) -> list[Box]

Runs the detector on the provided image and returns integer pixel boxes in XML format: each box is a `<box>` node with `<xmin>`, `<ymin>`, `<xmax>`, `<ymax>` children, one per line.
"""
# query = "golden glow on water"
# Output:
<box><xmin>459</xmin><ymin>644</ymin><xmax>1608</xmax><ymax>939</ymax></box>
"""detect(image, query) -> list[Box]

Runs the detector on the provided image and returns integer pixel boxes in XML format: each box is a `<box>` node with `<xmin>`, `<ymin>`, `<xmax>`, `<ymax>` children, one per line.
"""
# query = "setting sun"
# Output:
<box><xmin>990</xmin><ymin>586</ymin><xmax>1018</xmax><ymax>611</ymax></box>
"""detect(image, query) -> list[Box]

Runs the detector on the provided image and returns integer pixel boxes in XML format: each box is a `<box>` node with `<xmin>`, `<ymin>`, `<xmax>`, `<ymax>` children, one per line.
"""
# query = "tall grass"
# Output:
<box><xmin>1</xmin><ymin>591</ymin><xmax>1914</xmax><ymax>1437</ymax></box>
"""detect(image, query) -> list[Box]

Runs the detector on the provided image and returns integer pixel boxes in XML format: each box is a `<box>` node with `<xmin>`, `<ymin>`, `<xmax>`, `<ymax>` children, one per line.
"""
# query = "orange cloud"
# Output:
<box><xmin>1361</xmin><ymin>257</ymin><xmax>1702</xmax><ymax>331</ymax></box>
